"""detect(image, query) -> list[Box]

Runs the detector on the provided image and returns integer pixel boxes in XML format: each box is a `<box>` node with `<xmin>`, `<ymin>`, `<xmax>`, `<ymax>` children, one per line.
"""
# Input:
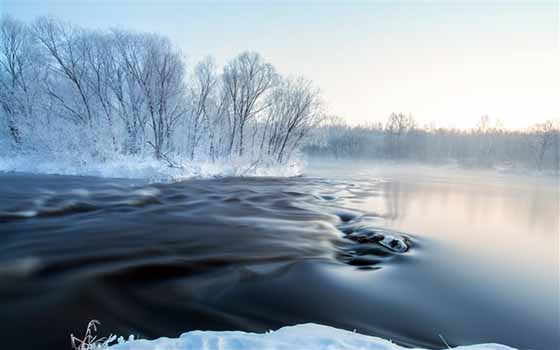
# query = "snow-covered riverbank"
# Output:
<box><xmin>0</xmin><ymin>154</ymin><xmax>303</xmax><ymax>181</ymax></box>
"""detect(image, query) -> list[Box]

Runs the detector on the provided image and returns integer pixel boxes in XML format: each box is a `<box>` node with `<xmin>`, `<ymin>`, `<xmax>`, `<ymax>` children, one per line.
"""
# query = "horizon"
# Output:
<box><xmin>2</xmin><ymin>0</ymin><xmax>559</xmax><ymax>130</ymax></box>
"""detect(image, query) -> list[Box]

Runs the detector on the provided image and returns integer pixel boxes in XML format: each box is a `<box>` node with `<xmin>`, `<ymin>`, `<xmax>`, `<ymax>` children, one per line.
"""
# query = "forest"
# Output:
<box><xmin>0</xmin><ymin>16</ymin><xmax>323</xmax><ymax>170</ymax></box>
<box><xmin>1</xmin><ymin>15</ymin><xmax>558</xmax><ymax>174</ymax></box>
<box><xmin>306</xmin><ymin>114</ymin><xmax>560</xmax><ymax>171</ymax></box>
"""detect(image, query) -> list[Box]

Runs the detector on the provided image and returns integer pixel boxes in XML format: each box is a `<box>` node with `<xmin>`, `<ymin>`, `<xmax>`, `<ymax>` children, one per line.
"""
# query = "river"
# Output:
<box><xmin>0</xmin><ymin>162</ymin><xmax>557</xmax><ymax>349</ymax></box>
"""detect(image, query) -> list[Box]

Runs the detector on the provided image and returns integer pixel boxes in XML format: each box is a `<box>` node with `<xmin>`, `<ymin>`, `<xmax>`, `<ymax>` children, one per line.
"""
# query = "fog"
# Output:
<box><xmin>305</xmin><ymin>114</ymin><xmax>560</xmax><ymax>173</ymax></box>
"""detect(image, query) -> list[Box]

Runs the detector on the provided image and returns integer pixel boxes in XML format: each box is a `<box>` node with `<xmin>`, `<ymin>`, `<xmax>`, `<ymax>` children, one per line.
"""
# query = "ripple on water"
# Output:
<box><xmin>0</xmin><ymin>175</ymin><xmax>424</xmax><ymax>350</ymax></box>
<box><xmin>0</xmin><ymin>186</ymin><xmax>162</xmax><ymax>222</ymax></box>
<box><xmin>330</xmin><ymin>208</ymin><xmax>412</xmax><ymax>268</ymax></box>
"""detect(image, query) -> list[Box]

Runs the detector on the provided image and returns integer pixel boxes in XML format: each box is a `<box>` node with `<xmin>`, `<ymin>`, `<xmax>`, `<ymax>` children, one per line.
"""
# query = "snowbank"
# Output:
<box><xmin>0</xmin><ymin>155</ymin><xmax>303</xmax><ymax>181</ymax></box>
<box><xmin>108</xmin><ymin>323</ymin><xmax>516</xmax><ymax>350</ymax></box>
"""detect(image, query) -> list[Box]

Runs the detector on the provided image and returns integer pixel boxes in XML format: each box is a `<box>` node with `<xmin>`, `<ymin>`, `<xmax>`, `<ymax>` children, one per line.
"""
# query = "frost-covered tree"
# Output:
<box><xmin>111</xmin><ymin>31</ymin><xmax>187</xmax><ymax>159</ymax></box>
<box><xmin>0</xmin><ymin>16</ymin><xmax>324</xmax><ymax>169</ymax></box>
<box><xmin>222</xmin><ymin>52</ymin><xmax>278</xmax><ymax>157</ymax></box>
<box><xmin>0</xmin><ymin>15</ymin><xmax>42</xmax><ymax>146</ymax></box>
<box><xmin>385</xmin><ymin>113</ymin><xmax>416</xmax><ymax>158</ymax></box>
<box><xmin>530</xmin><ymin>120</ymin><xmax>559</xmax><ymax>171</ymax></box>
<box><xmin>109</xmin><ymin>30</ymin><xmax>149</xmax><ymax>154</ymax></box>
<box><xmin>33</xmin><ymin>17</ymin><xmax>97</xmax><ymax>126</ymax></box>
<box><xmin>184</xmin><ymin>57</ymin><xmax>221</xmax><ymax>160</ymax></box>
<box><xmin>264</xmin><ymin>77</ymin><xmax>323</xmax><ymax>162</ymax></box>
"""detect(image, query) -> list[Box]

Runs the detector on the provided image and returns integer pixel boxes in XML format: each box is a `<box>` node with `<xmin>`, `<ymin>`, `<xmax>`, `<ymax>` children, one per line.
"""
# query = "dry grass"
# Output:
<box><xmin>70</xmin><ymin>320</ymin><xmax>116</xmax><ymax>350</ymax></box>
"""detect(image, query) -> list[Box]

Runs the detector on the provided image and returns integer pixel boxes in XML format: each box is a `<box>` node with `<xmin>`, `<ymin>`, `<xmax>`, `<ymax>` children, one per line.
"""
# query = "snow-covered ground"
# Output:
<box><xmin>108</xmin><ymin>324</ymin><xmax>516</xmax><ymax>350</ymax></box>
<box><xmin>0</xmin><ymin>155</ymin><xmax>303</xmax><ymax>181</ymax></box>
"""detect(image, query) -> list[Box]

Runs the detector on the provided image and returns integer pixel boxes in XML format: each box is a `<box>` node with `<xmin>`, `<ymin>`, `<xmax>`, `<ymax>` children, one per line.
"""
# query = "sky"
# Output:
<box><xmin>1</xmin><ymin>0</ymin><xmax>558</xmax><ymax>130</ymax></box>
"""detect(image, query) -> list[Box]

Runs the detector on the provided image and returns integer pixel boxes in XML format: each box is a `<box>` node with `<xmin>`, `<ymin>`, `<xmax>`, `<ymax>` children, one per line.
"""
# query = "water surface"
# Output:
<box><xmin>0</xmin><ymin>163</ymin><xmax>557</xmax><ymax>349</ymax></box>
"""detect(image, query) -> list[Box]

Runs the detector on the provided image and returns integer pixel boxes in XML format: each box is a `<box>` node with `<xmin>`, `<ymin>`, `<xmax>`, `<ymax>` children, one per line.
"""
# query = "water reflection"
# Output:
<box><xmin>307</xmin><ymin>161</ymin><xmax>559</xmax><ymax>349</ymax></box>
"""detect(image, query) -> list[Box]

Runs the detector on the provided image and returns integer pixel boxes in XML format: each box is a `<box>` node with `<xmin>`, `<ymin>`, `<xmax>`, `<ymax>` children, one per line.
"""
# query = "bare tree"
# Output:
<box><xmin>33</xmin><ymin>17</ymin><xmax>96</xmax><ymax>125</ymax></box>
<box><xmin>0</xmin><ymin>15</ymin><xmax>42</xmax><ymax>145</ymax></box>
<box><xmin>531</xmin><ymin>120</ymin><xmax>559</xmax><ymax>171</ymax></box>
<box><xmin>265</xmin><ymin>77</ymin><xmax>323</xmax><ymax>162</ymax></box>
<box><xmin>114</xmin><ymin>32</ymin><xmax>187</xmax><ymax>159</ymax></box>
<box><xmin>222</xmin><ymin>52</ymin><xmax>278</xmax><ymax>157</ymax></box>
<box><xmin>110</xmin><ymin>30</ymin><xmax>149</xmax><ymax>154</ymax></box>
<box><xmin>186</xmin><ymin>57</ymin><xmax>219</xmax><ymax>160</ymax></box>
<box><xmin>82</xmin><ymin>31</ymin><xmax>120</xmax><ymax>149</ymax></box>
<box><xmin>385</xmin><ymin>113</ymin><xmax>416</xmax><ymax>158</ymax></box>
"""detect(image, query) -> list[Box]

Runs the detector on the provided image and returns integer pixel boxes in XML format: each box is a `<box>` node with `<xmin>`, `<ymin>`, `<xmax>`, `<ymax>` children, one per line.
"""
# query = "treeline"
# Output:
<box><xmin>306</xmin><ymin>114</ymin><xmax>560</xmax><ymax>171</ymax></box>
<box><xmin>0</xmin><ymin>16</ymin><xmax>323</xmax><ymax>167</ymax></box>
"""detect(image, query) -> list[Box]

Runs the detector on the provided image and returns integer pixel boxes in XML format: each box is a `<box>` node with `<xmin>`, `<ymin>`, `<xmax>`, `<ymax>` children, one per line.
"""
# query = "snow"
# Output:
<box><xmin>0</xmin><ymin>154</ymin><xmax>303</xmax><ymax>181</ymax></box>
<box><xmin>108</xmin><ymin>323</ymin><xmax>516</xmax><ymax>350</ymax></box>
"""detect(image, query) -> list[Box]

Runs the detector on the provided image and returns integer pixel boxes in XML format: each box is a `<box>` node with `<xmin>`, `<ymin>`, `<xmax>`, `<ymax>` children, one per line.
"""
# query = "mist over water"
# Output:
<box><xmin>0</xmin><ymin>162</ymin><xmax>557</xmax><ymax>350</ymax></box>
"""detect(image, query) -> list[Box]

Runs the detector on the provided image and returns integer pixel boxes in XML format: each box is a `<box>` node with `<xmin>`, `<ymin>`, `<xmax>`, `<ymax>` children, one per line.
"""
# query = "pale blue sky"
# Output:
<box><xmin>2</xmin><ymin>0</ymin><xmax>558</xmax><ymax>129</ymax></box>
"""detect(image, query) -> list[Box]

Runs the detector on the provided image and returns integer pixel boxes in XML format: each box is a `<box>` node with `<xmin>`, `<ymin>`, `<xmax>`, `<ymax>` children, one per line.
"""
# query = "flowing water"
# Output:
<box><xmin>0</xmin><ymin>162</ymin><xmax>558</xmax><ymax>350</ymax></box>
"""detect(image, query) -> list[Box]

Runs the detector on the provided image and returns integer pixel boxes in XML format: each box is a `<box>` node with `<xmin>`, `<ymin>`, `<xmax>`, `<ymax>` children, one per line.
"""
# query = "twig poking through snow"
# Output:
<box><xmin>146</xmin><ymin>141</ymin><xmax>184</xmax><ymax>169</ymax></box>
<box><xmin>71</xmin><ymin>320</ymin><xmax>116</xmax><ymax>350</ymax></box>
<box><xmin>438</xmin><ymin>334</ymin><xmax>451</xmax><ymax>349</ymax></box>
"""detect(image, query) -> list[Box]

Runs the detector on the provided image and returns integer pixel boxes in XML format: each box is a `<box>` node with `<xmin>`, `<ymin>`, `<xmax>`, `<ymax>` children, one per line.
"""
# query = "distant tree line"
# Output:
<box><xmin>0</xmin><ymin>16</ymin><xmax>323</xmax><ymax>166</ymax></box>
<box><xmin>306</xmin><ymin>114</ymin><xmax>560</xmax><ymax>171</ymax></box>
